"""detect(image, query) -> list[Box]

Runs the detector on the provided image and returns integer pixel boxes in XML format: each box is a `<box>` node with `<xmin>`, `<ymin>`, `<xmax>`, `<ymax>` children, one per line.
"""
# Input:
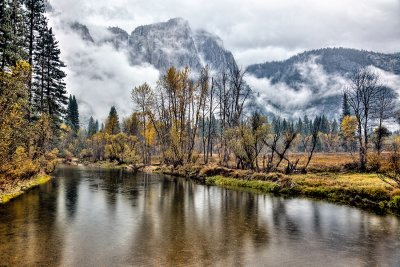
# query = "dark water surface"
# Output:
<box><xmin>1</xmin><ymin>165</ymin><xmax>400</xmax><ymax>266</ymax></box>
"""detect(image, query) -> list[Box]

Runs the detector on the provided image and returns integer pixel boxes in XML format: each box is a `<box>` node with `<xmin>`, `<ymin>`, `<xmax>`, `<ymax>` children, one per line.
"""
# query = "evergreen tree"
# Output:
<box><xmin>71</xmin><ymin>95</ymin><xmax>79</xmax><ymax>129</ymax></box>
<box><xmin>296</xmin><ymin>117</ymin><xmax>303</xmax><ymax>134</ymax></box>
<box><xmin>65</xmin><ymin>94</ymin><xmax>79</xmax><ymax>131</ymax></box>
<box><xmin>0</xmin><ymin>0</ymin><xmax>26</xmax><ymax>70</ymax></box>
<box><xmin>105</xmin><ymin>106</ymin><xmax>120</xmax><ymax>134</ymax></box>
<box><xmin>303</xmin><ymin>115</ymin><xmax>310</xmax><ymax>135</ymax></box>
<box><xmin>24</xmin><ymin>0</ymin><xmax>46</xmax><ymax>108</ymax></box>
<box><xmin>32</xmin><ymin>22</ymin><xmax>68</xmax><ymax>126</ymax></box>
<box><xmin>341</xmin><ymin>93</ymin><xmax>351</xmax><ymax>119</ymax></box>
<box><xmin>87</xmin><ymin>116</ymin><xmax>98</xmax><ymax>137</ymax></box>
<box><xmin>331</xmin><ymin>119</ymin><xmax>339</xmax><ymax>134</ymax></box>
<box><xmin>320</xmin><ymin>115</ymin><xmax>330</xmax><ymax>133</ymax></box>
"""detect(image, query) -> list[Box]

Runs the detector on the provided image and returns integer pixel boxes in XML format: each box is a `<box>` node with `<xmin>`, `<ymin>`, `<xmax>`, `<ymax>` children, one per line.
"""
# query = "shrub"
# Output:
<box><xmin>388</xmin><ymin>196</ymin><xmax>400</xmax><ymax>212</ymax></box>
<box><xmin>8</xmin><ymin>147</ymin><xmax>39</xmax><ymax>179</ymax></box>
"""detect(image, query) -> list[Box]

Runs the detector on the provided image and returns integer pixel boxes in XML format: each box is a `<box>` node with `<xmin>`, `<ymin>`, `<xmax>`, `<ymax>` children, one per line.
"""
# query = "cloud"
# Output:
<box><xmin>49</xmin><ymin>16</ymin><xmax>160</xmax><ymax>125</ymax></box>
<box><xmin>48</xmin><ymin>0</ymin><xmax>400</xmax><ymax>65</ymax></box>
<box><xmin>245</xmin><ymin>56</ymin><xmax>350</xmax><ymax>118</ymax></box>
<box><xmin>368</xmin><ymin>66</ymin><xmax>400</xmax><ymax>93</ymax></box>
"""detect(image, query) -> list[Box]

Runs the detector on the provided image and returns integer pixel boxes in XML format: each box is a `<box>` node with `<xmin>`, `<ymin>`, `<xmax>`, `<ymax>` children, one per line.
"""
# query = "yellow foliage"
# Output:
<box><xmin>7</xmin><ymin>147</ymin><xmax>39</xmax><ymax>180</ymax></box>
<box><xmin>341</xmin><ymin>116</ymin><xmax>358</xmax><ymax>140</ymax></box>
<box><xmin>143</xmin><ymin>122</ymin><xmax>156</xmax><ymax>146</ymax></box>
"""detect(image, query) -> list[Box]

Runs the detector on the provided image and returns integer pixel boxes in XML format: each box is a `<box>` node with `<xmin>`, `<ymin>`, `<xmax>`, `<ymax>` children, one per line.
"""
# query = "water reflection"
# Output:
<box><xmin>0</xmin><ymin>165</ymin><xmax>399</xmax><ymax>266</ymax></box>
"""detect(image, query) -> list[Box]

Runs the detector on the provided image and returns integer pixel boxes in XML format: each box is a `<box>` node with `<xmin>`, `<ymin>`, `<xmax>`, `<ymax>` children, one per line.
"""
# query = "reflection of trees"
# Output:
<box><xmin>2</xmin><ymin>167</ymin><xmax>400</xmax><ymax>266</ymax></box>
<box><xmin>0</xmin><ymin>179</ymin><xmax>64</xmax><ymax>266</ymax></box>
<box><xmin>270</xmin><ymin>197</ymin><xmax>301</xmax><ymax>239</ymax></box>
<box><xmin>126</xmin><ymin>178</ymin><xmax>270</xmax><ymax>266</ymax></box>
<box><xmin>63</xmin><ymin>168</ymin><xmax>81</xmax><ymax>220</ymax></box>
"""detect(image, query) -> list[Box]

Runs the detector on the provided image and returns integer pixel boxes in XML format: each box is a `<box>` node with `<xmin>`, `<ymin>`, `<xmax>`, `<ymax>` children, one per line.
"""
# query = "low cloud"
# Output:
<box><xmin>246</xmin><ymin>56</ymin><xmax>349</xmax><ymax>118</ymax></box>
<box><xmin>49</xmin><ymin>16</ymin><xmax>160</xmax><ymax>125</ymax></box>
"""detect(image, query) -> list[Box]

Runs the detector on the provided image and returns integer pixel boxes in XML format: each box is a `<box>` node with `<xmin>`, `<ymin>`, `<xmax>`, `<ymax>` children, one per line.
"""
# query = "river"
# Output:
<box><xmin>0</xmin><ymin>165</ymin><xmax>399</xmax><ymax>266</ymax></box>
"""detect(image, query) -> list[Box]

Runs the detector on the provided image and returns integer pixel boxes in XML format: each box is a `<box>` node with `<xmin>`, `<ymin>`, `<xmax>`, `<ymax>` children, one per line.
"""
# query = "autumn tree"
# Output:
<box><xmin>122</xmin><ymin>112</ymin><xmax>139</xmax><ymax>136</ymax></box>
<box><xmin>148</xmin><ymin>67</ymin><xmax>208</xmax><ymax>166</ymax></box>
<box><xmin>0</xmin><ymin>61</ymin><xmax>33</xmax><ymax>177</ymax></box>
<box><xmin>131</xmin><ymin>83</ymin><xmax>153</xmax><ymax>164</ymax></box>
<box><xmin>105</xmin><ymin>106</ymin><xmax>120</xmax><ymax>135</ymax></box>
<box><xmin>226</xmin><ymin>111</ymin><xmax>269</xmax><ymax>170</ymax></box>
<box><xmin>341</xmin><ymin>115</ymin><xmax>358</xmax><ymax>155</ymax></box>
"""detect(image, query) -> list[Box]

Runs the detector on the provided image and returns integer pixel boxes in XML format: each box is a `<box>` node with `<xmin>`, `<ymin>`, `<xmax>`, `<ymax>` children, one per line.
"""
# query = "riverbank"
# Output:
<box><xmin>0</xmin><ymin>174</ymin><xmax>52</xmax><ymax>204</ymax></box>
<box><xmin>153</xmin><ymin>164</ymin><xmax>400</xmax><ymax>215</ymax></box>
<box><xmin>62</xmin><ymin>159</ymin><xmax>400</xmax><ymax>215</ymax></box>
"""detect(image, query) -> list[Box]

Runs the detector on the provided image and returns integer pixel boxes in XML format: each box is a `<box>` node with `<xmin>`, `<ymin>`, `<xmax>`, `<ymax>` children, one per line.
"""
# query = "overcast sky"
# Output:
<box><xmin>49</xmin><ymin>0</ymin><xmax>400</xmax><ymax>66</ymax></box>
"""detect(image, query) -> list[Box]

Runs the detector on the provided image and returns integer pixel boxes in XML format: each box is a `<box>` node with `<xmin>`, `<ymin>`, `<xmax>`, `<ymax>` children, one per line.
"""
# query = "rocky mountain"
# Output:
<box><xmin>194</xmin><ymin>30</ymin><xmax>237</xmax><ymax>72</ymax></box>
<box><xmin>69</xmin><ymin>22</ymin><xmax>94</xmax><ymax>43</ymax></box>
<box><xmin>69</xmin><ymin>18</ymin><xmax>237</xmax><ymax>73</ymax></box>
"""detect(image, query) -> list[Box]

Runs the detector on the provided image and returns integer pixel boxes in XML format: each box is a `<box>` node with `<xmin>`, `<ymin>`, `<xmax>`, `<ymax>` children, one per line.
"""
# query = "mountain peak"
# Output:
<box><xmin>68</xmin><ymin>18</ymin><xmax>238</xmax><ymax>72</ymax></box>
<box><xmin>167</xmin><ymin>17</ymin><xmax>188</xmax><ymax>26</ymax></box>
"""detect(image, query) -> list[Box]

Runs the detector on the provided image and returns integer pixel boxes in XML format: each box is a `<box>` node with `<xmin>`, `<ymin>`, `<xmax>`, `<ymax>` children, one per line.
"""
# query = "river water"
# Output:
<box><xmin>0</xmin><ymin>165</ymin><xmax>399</xmax><ymax>266</ymax></box>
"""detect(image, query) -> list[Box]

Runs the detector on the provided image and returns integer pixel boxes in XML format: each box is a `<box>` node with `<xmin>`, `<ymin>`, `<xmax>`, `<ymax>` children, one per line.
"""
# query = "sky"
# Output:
<box><xmin>47</xmin><ymin>0</ymin><xmax>400</xmax><ymax>122</ymax></box>
<box><xmin>49</xmin><ymin>0</ymin><xmax>400</xmax><ymax>65</ymax></box>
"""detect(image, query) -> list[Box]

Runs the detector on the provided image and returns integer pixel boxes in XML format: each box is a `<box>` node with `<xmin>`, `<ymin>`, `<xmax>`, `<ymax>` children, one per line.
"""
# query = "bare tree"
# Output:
<box><xmin>344</xmin><ymin>68</ymin><xmax>381</xmax><ymax>171</ymax></box>
<box><xmin>374</xmin><ymin>86</ymin><xmax>396</xmax><ymax>154</ymax></box>
<box><xmin>216</xmin><ymin>65</ymin><xmax>251</xmax><ymax>166</ymax></box>
<box><xmin>303</xmin><ymin>117</ymin><xmax>321</xmax><ymax>171</ymax></box>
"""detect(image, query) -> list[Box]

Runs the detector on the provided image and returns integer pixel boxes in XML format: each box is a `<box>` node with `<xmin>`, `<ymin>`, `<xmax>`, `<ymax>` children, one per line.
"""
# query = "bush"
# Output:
<box><xmin>8</xmin><ymin>147</ymin><xmax>40</xmax><ymax>179</ymax></box>
<box><xmin>388</xmin><ymin>196</ymin><xmax>400</xmax><ymax>212</ymax></box>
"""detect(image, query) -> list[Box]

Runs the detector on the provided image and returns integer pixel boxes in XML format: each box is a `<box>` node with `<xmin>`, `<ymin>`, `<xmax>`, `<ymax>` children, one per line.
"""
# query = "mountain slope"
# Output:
<box><xmin>247</xmin><ymin>48</ymin><xmax>400</xmax><ymax>87</ymax></box>
<box><xmin>246</xmin><ymin>48</ymin><xmax>400</xmax><ymax>118</ymax></box>
<box><xmin>69</xmin><ymin>18</ymin><xmax>237</xmax><ymax>73</ymax></box>
<box><xmin>127</xmin><ymin>18</ymin><xmax>202</xmax><ymax>71</ymax></box>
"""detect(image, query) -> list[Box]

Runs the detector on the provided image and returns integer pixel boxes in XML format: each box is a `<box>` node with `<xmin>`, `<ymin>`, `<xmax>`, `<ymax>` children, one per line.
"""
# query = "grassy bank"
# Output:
<box><xmin>0</xmin><ymin>174</ymin><xmax>52</xmax><ymax>204</ymax></box>
<box><xmin>156</xmin><ymin>164</ymin><xmax>400</xmax><ymax>216</ymax></box>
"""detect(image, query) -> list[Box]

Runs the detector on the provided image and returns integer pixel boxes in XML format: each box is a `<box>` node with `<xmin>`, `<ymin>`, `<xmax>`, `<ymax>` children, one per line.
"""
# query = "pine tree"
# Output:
<box><xmin>71</xmin><ymin>95</ymin><xmax>79</xmax><ymax>130</ymax></box>
<box><xmin>341</xmin><ymin>93</ymin><xmax>351</xmax><ymax>119</ymax></box>
<box><xmin>65</xmin><ymin>94</ymin><xmax>79</xmax><ymax>131</ymax></box>
<box><xmin>24</xmin><ymin>0</ymin><xmax>46</xmax><ymax>109</ymax></box>
<box><xmin>105</xmin><ymin>106</ymin><xmax>120</xmax><ymax>134</ymax></box>
<box><xmin>0</xmin><ymin>0</ymin><xmax>26</xmax><ymax>70</ymax></box>
<box><xmin>331</xmin><ymin>119</ymin><xmax>339</xmax><ymax>134</ymax></box>
<box><xmin>32</xmin><ymin>21</ymin><xmax>67</xmax><ymax>126</ymax></box>
<box><xmin>296</xmin><ymin>117</ymin><xmax>303</xmax><ymax>134</ymax></box>
<box><xmin>320</xmin><ymin>115</ymin><xmax>330</xmax><ymax>134</ymax></box>
<box><xmin>87</xmin><ymin>116</ymin><xmax>98</xmax><ymax>137</ymax></box>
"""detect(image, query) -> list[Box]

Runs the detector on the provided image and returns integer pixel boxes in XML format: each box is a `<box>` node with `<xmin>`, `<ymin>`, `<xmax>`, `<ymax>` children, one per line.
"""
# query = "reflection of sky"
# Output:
<box><xmin>0</xmin><ymin>166</ymin><xmax>399</xmax><ymax>266</ymax></box>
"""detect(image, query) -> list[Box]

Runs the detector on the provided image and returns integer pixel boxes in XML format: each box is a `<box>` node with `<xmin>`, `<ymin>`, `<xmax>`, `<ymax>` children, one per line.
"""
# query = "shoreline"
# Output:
<box><xmin>40</xmin><ymin>161</ymin><xmax>400</xmax><ymax>216</ymax></box>
<box><xmin>150</xmin><ymin>164</ymin><xmax>400</xmax><ymax>216</ymax></box>
<box><xmin>0</xmin><ymin>174</ymin><xmax>52</xmax><ymax>204</ymax></box>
